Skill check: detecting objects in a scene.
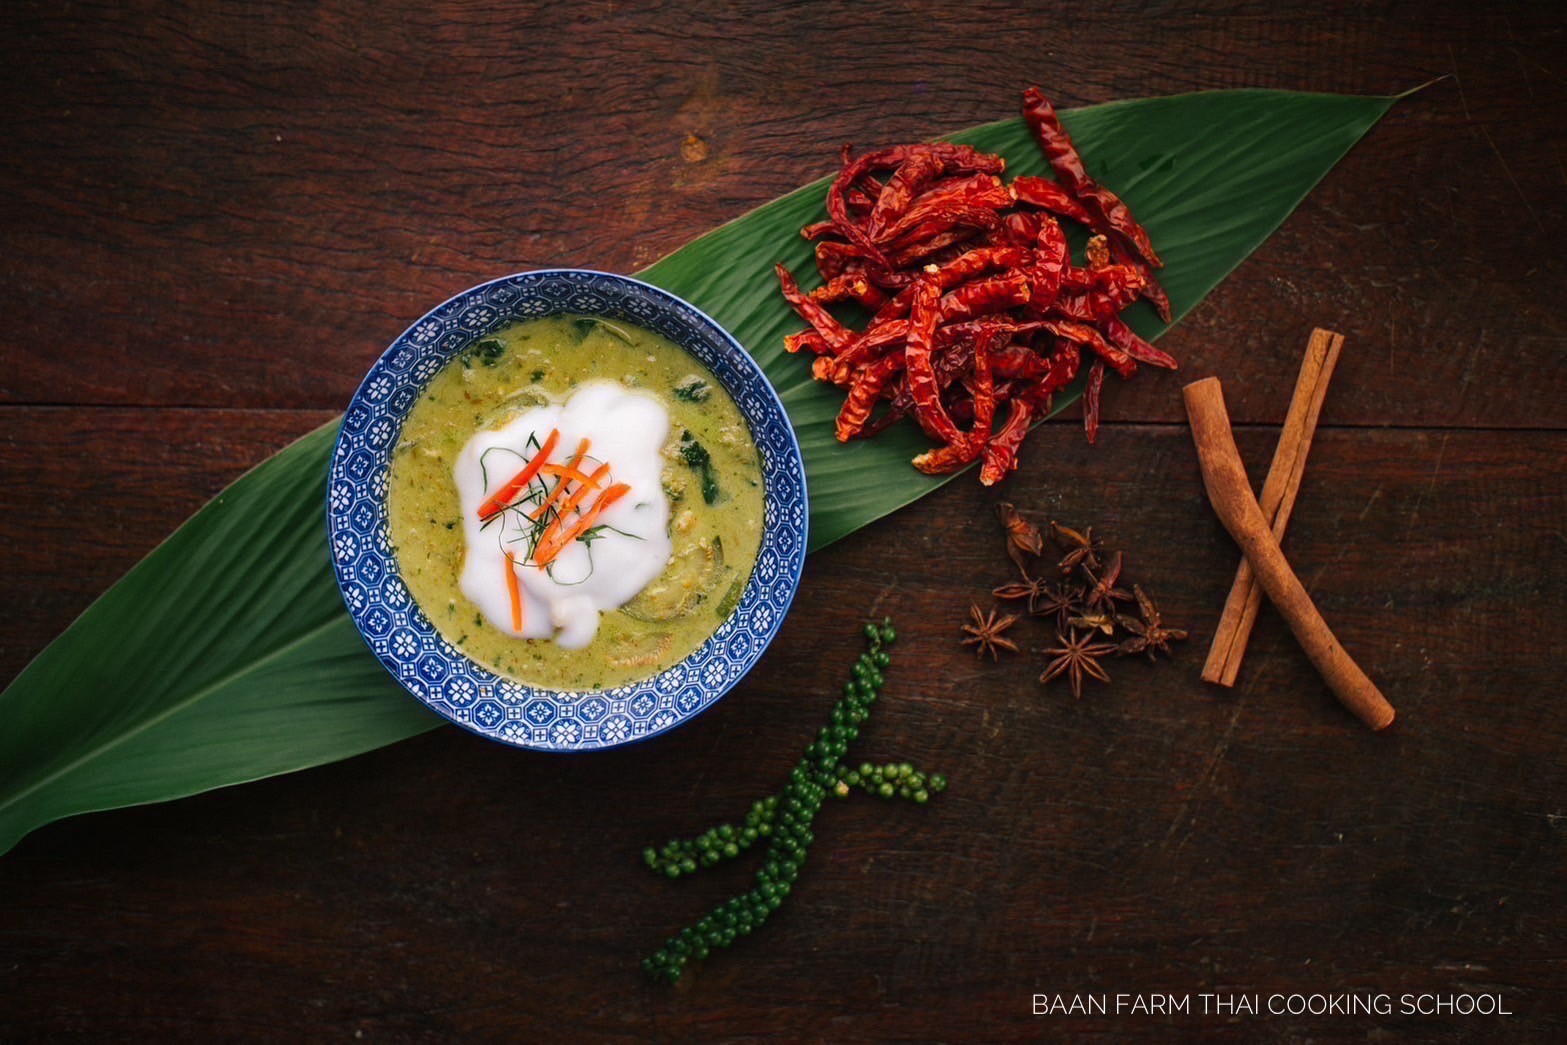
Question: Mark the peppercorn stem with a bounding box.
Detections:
[641,618,941,983]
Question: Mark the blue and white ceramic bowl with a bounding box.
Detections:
[327,269,807,751]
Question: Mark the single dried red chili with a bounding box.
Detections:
[1021,87,1163,269]
[1108,238,1172,322]
[979,398,1033,485]
[775,263,855,351]
[1025,218,1069,315]
[1082,359,1106,445]
[784,329,832,356]
[1010,174,1095,226]
[901,272,962,445]
[1098,313,1177,370]
[939,269,1032,322]
[836,351,906,441]
[913,327,1001,475]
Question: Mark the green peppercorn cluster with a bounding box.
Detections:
[834,761,947,804]
[640,618,942,983]
[642,796,775,878]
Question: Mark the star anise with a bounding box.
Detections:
[997,502,1044,575]
[1116,585,1189,661]
[1030,581,1083,629]
[1050,521,1102,576]
[992,573,1060,616]
[960,603,1020,660]
[1039,628,1116,699]
[1080,550,1132,612]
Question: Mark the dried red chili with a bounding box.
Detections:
[836,352,906,441]
[938,269,1031,322]
[1021,87,1163,269]
[1011,174,1095,226]
[902,272,962,445]
[1082,360,1107,445]
[775,263,855,351]
[1042,319,1138,380]
[775,87,1177,483]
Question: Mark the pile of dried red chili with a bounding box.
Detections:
[774,87,1176,484]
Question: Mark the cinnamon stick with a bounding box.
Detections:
[1183,377,1394,731]
[1202,329,1344,686]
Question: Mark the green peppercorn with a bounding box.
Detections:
[641,617,956,982]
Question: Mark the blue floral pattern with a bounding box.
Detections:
[327,269,807,751]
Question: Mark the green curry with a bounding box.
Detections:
[387,314,764,690]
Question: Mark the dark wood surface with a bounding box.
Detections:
[3,1,1564,1039]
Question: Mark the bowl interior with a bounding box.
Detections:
[327,269,807,751]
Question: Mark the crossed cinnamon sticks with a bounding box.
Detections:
[1184,330,1395,731]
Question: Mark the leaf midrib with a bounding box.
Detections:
[0,614,356,821]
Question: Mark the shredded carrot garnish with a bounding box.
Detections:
[558,461,611,510]
[538,461,598,487]
[503,552,524,632]
[477,428,561,522]
[528,438,596,521]
[534,461,614,554]
[535,483,632,568]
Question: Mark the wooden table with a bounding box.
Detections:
[3,1,1563,1039]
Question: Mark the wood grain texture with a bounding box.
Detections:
[1,0,1564,1039]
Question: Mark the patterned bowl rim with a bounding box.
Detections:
[326,268,808,752]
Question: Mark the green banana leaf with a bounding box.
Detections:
[0,90,1394,856]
